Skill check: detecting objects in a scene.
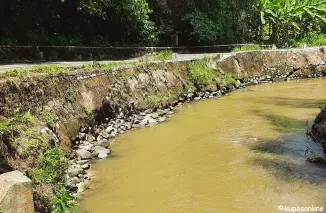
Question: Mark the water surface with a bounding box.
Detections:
[78,78,326,213]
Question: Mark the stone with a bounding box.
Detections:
[0,171,34,213]
[68,167,85,177]
[81,164,90,170]
[76,149,92,160]
[66,177,80,186]
[100,131,110,139]
[105,126,114,133]
[148,118,158,124]
[77,160,89,165]
[76,182,86,193]
[93,146,111,158]
[98,152,108,159]
[151,113,159,119]
[94,138,110,148]
[158,117,166,123]
[78,132,86,140]
[194,97,201,101]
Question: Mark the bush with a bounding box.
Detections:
[31,148,68,185]
[188,57,216,90]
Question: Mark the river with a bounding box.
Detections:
[77,78,326,213]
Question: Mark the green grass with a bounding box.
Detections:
[188,57,216,91]
[41,110,54,128]
[100,61,136,70]
[295,33,326,48]
[153,51,173,61]
[0,121,11,139]
[232,45,263,52]
[3,65,68,77]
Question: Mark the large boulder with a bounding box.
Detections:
[0,171,34,213]
[311,106,326,153]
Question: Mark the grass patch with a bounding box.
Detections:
[41,110,54,128]
[84,106,95,124]
[3,65,68,77]
[153,51,173,61]
[233,45,263,52]
[188,57,216,91]
[66,86,77,104]
[143,92,176,107]
[0,121,12,139]
[218,73,237,87]
[295,33,326,47]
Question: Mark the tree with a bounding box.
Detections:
[259,0,326,45]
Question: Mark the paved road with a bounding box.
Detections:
[0,53,231,73]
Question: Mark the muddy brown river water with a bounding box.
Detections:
[77,78,326,213]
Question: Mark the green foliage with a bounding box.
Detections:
[218,74,237,87]
[233,45,263,52]
[0,121,11,139]
[23,134,50,157]
[84,106,95,124]
[153,51,173,61]
[31,148,68,185]
[41,110,54,128]
[32,65,68,75]
[100,61,137,70]
[3,65,68,77]
[294,33,326,47]
[51,188,75,213]
[258,0,326,45]
[3,69,29,77]
[21,110,36,125]
[184,10,220,43]
[66,87,77,104]
[143,92,176,107]
[188,57,216,90]
[30,148,74,213]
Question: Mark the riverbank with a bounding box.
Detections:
[0,47,325,212]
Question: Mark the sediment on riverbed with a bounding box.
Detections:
[0,47,325,212]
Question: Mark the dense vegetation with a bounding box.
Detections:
[0,0,325,47]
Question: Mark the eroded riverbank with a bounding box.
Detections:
[77,78,326,213]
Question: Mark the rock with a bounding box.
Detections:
[98,152,108,159]
[78,132,86,140]
[148,118,158,124]
[76,149,92,160]
[68,167,85,177]
[81,164,90,170]
[151,113,159,119]
[158,117,166,123]
[94,138,110,148]
[76,182,86,193]
[80,145,92,152]
[100,131,110,139]
[77,160,89,165]
[93,146,111,158]
[66,177,80,186]
[105,126,114,133]
[194,97,201,101]
[0,171,34,213]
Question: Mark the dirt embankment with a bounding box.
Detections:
[0,47,325,170]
